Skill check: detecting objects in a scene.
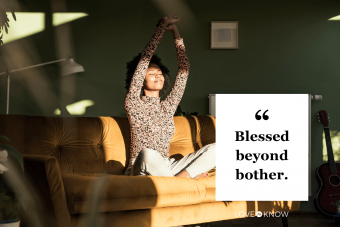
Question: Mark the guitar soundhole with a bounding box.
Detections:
[329,175,340,186]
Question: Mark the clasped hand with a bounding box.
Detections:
[157,12,180,32]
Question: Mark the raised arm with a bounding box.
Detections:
[162,28,190,115]
[124,25,166,111]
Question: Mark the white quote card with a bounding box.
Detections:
[216,94,308,201]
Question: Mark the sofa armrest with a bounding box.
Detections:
[22,154,70,227]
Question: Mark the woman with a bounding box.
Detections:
[124,13,216,179]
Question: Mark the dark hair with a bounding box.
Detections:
[125,53,171,99]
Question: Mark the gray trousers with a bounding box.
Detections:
[130,143,216,178]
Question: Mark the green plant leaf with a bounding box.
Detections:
[0,136,10,142]
[11,11,16,21]
[0,192,10,209]
[0,144,23,173]
[0,192,20,220]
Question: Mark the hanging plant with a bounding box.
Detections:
[0,0,17,45]
[0,135,24,223]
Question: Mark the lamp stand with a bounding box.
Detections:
[1,55,84,115]
[2,59,66,115]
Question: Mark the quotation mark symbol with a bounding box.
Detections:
[255,110,269,120]
[256,211,262,217]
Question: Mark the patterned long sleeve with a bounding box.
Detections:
[124,25,190,176]
[162,38,190,115]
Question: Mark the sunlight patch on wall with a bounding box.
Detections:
[53,13,88,26]
[323,130,340,161]
[3,13,45,44]
[54,100,94,115]
[329,15,340,20]
[3,12,88,44]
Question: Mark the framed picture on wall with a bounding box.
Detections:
[211,21,238,49]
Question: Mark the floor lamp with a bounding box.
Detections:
[0,54,85,114]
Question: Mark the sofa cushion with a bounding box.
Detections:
[0,115,131,175]
[70,200,301,227]
[197,175,216,203]
[0,114,215,176]
[63,173,213,214]
[170,116,215,158]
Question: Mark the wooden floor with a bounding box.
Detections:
[181,212,339,227]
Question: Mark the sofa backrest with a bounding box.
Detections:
[0,114,215,175]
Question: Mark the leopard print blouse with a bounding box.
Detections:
[124,25,190,175]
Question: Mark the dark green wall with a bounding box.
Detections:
[1,0,340,212]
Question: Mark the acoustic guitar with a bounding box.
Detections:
[314,110,340,217]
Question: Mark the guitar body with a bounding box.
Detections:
[315,162,340,217]
[314,110,340,217]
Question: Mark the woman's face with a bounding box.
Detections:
[143,63,164,92]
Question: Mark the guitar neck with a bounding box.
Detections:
[324,127,337,174]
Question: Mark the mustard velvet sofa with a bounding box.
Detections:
[0,114,300,227]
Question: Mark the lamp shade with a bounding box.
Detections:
[62,58,84,76]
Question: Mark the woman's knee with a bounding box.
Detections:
[204,143,216,154]
[138,148,159,162]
